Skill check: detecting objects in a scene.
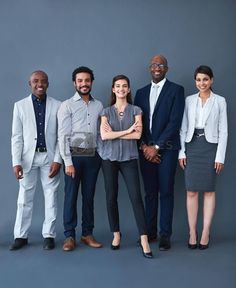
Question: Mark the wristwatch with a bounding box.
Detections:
[154,145,160,150]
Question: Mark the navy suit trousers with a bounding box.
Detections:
[63,152,101,238]
[139,149,178,239]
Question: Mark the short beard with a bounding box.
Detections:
[76,87,91,96]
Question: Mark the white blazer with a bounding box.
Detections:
[11,95,62,173]
[179,92,228,163]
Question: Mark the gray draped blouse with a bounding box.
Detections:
[97,104,142,162]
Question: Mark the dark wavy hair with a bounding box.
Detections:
[110,74,133,106]
[194,65,214,79]
[72,66,95,82]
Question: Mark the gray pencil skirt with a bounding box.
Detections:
[185,129,217,192]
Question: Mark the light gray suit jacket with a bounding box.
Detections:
[11,95,62,173]
[179,92,228,163]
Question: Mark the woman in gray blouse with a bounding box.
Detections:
[98,75,152,258]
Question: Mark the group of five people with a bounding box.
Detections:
[9,54,228,258]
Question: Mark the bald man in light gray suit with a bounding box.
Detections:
[10,71,61,251]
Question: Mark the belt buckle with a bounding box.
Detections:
[196,133,204,138]
[36,147,47,152]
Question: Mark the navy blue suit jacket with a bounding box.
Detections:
[134,79,185,150]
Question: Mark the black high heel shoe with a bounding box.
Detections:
[188,232,198,250]
[139,241,153,259]
[111,232,122,250]
[199,235,210,250]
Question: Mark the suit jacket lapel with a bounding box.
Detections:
[45,96,51,133]
[28,95,37,130]
[190,94,198,126]
[203,92,216,124]
[145,84,151,112]
[142,84,151,119]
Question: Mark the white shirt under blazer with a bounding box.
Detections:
[179,92,228,164]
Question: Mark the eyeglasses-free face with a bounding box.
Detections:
[29,71,49,99]
[112,79,130,99]
[195,73,213,94]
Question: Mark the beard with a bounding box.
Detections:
[76,86,91,96]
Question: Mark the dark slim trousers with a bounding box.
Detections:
[102,159,147,235]
[63,152,101,238]
[139,149,178,239]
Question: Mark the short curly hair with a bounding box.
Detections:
[72,66,95,82]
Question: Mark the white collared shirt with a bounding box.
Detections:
[195,93,213,128]
[149,78,166,131]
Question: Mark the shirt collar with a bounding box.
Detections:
[72,91,94,102]
[197,91,213,102]
[151,78,166,90]
[32,94,47,102]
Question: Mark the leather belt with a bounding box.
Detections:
[35,147,47,152]
[194,132,205,137]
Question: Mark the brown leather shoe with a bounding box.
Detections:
[63,237,76,251]
[81,235,102,248]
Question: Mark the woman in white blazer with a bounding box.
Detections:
[179,65,228,250]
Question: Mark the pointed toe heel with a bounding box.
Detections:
[142,250,153,258]
[139,241,153,259]
[199,235,210,250]
[111,232,122,250]
[188,232,198,249]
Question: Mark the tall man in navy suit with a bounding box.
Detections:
[134,55,185,250]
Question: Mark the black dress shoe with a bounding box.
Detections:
[188,233,198,249]
[188,242,198,249]
[199,243,209,250]
[111,233,122,250]
[199,235,210,250]
[142,249,153,259]
[111,243,120,250]
[43,238,55,250]
[138,243,153,259]
[9,238,28,250]
[159,237,171,251]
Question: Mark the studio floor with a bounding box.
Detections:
[0,230,235,288]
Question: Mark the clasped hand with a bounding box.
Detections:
[142,144,161,163]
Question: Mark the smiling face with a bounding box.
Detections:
[112,79,130,100]
[149,55,168,83]
[74,72,93,96]
[29,71,49,99]
[195,73,213,94]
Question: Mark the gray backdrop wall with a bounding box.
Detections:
[0,0,235,240]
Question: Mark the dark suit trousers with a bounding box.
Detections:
[139,149,178,239]
[63,152,101,238]
[102,159,147,235]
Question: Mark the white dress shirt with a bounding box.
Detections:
[149,78,166,131]
[195,94,213,129]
